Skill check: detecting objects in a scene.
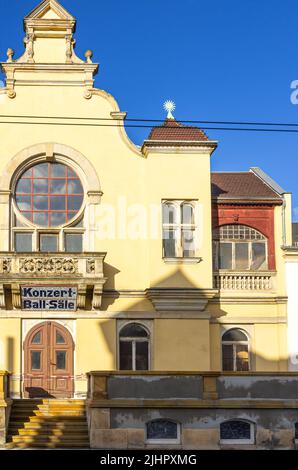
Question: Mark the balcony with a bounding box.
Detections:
[214,270,276,291]
[0,252,107,310]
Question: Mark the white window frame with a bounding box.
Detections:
[220,420,255,445]
[213,225,268,271]
[162,200,199,259]
[145,420,181,445]
[118,321,151,371]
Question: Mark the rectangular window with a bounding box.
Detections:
[251,242,266,270]
[119,341,133,370]
[39,234,59,252]
[222,344,234,371]
[31,351,41,371]
[163,229,177,258]
[65,233,83,253]
[162,200,198,259]
[219,243,232,269]
[56,351,66,370]
[135,341,149,370]
[15,233,33,252]
[235,243,249,270]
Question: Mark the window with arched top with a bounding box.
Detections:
[12,161,85,253]
[119,323,150,371]
[213,224,268,271]
[146,419,180,444]
[220,420,255,444]
[162,200,198,258]
[222,329,250,371]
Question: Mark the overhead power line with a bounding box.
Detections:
[0,113,297,127]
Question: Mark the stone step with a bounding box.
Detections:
[9,435,90,444]
[9,421,88,429]
[9,426,89,436]
[6,442,90,449]
[10,411,86,418]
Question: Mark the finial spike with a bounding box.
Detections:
[163,100,176,119]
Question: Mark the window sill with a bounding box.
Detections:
[163,257,202,264]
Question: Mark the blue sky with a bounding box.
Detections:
[1,0,298,217]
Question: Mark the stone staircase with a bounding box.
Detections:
[6,399,89,448]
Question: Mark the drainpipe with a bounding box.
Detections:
[282,195,287,247]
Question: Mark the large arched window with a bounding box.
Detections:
[222,329,250,371]
[220,420,255,444]
[119,323,150,371]
[12,161,85,253]
[146,419,180,444]
[213,224,267,270]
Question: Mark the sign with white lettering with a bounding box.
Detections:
[21,286,78,311]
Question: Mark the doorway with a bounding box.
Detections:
[24,321,74,398]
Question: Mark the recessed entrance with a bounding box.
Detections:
[24,321,74,398]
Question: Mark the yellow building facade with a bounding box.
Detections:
[0,0,292,403]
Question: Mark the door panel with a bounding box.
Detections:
[24,321,74,398]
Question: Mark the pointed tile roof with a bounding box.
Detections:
[147,118,210,142]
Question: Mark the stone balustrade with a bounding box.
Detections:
[214,271,275,291]
[0,371,11,446]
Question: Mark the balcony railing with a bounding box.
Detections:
[214,271,275,291]
[0,252,107,310]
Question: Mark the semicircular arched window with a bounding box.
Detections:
[12,161,85,253]
[222,328,250,371]
[146,419,180,444]
[119,323,150,371]
[220,420,255,444]
[213,224,267,271]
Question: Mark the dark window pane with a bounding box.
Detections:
[235,243,249,270]
[16,179,31,194]
[182,229,195,257]
[68,196,83,211]
[147,420,178,440]
[56,332,65,344]
[120,324,148,338]
[34,212,49,226]
[33,179,48,194]
[51,164,67,177]
[31,332,41,344]
[50,196,66,210]
[34,163,48,177]
[65,233,83,252]
[222,329,248,342]
[220,421,251,441]
[251,242,266,270]
[135,341,149,370]
[163,230,177,258]
[219,243,232,269]
[40,234,58,252]
[31,351,41,370]
[119,341,133,370]
[56,351,66,370]
[15,233,32,252]
[33,196,48,210]
[16,195,31,211]
[222,344,234,371]
[236,344,249,371]
[295,423,298,440]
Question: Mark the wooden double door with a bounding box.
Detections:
[24,321,74,398]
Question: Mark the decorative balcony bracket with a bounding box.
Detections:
[0,252,107,311]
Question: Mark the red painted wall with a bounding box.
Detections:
[212,204,276,270]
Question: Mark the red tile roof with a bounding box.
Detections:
[211,172,282,201]
[147,118,209,141]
